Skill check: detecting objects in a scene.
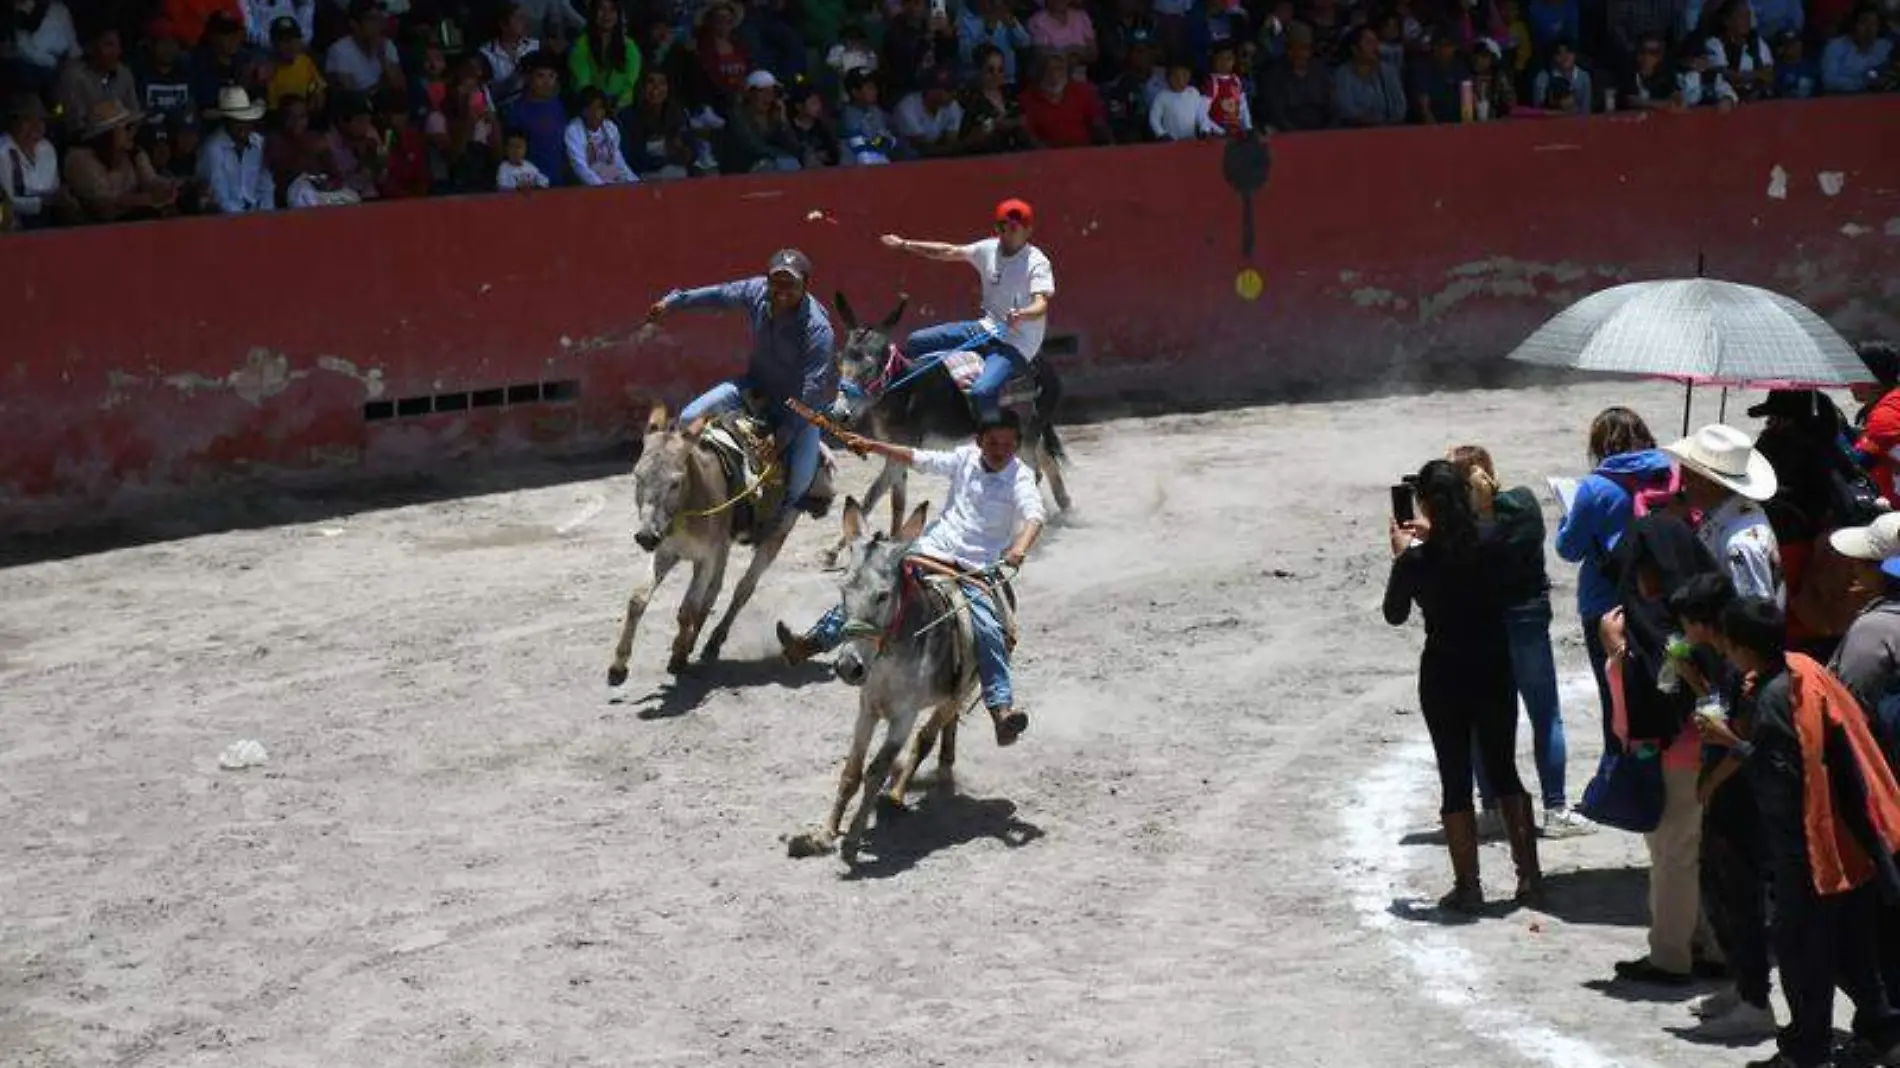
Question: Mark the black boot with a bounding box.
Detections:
[1440,810,1483,913]
[1500,793,1545,905]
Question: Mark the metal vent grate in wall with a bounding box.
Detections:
[364,379,582,422]
[1041,334,1080,357]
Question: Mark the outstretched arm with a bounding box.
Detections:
[646,278,762,323]
[880,233,970,262]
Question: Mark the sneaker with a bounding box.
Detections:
[1476,808,1505,841]
[1690,986,1743,1019]
[1542,806,1596,839]
[1694,1000,1778,1041]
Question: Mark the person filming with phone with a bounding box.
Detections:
[1384,459,1544,914]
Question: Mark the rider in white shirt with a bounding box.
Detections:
[778,411,1046,746]
[878,197,1056,420]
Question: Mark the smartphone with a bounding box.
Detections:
[1390,483,1415,524]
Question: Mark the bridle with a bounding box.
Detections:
[837,339,910,408]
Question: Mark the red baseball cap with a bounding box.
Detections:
[994,198,1034,227]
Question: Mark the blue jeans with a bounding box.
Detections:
[681,380,819,514]
[903,319,1029,421]
[804,575,1015,709]
[1473,600,1569,811]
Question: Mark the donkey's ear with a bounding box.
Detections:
[841,495,864,543]
[897,500,929,541]
[879,292,909,331]
[646,403,669,434]
[833,291,858,330]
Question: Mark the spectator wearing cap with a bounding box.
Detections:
[1771,28,1819,96]
[784,83,841,168]
[197,84,273,212]
[1408,24,1469,123]
[1822,5,1897,94]
[53,24,140,139]
[616,68,694,179]
[1019,49,1108,148]
[1334,24,1406,125]
[1531,38,1593,113]
[479,3,543,105]
[1095,0,1158,81]
[136,21,198,120]
[322,91,382,198]
[1853,341,1900,432]
[63,99,180,221]
[242,0,312,48]
[1102,26,1164,140]
[695,0,750,111]
[5,0,79,94]
[1751,389,1873,658]
[568,0,641,109]
[1261,21,1333,130]
[717,68,802,171]
[1029,0,1099,76]
[956,0,1030,86]
[0,95,73,228]
[1854,343,1900,507]
[1824,513,1900,734]
[189,12,261,116]
[839,68,907,162]
[264,14,324,110]
[563,85,636,183]
[893,65,965,154]
[502,50,566,183]
[959,42,1036,152]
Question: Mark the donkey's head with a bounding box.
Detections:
[831,290,909,424]
[630,404,709,552]
[832,494,930,686]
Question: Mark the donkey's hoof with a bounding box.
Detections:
[606,665,629,687]
[665,655,689,676]
[786,830,835,858]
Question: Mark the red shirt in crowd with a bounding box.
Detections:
[698,37,750,102]
[1019,79,1105,149]
[379,126,431,198]
[1206,72,1246,134]
[1857,390,1900,503]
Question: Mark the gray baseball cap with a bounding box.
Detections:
[767,248,812,282]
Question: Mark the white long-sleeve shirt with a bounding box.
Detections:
[197,128,275,214]
[0,134,61,217]
[11,0,77,70]
[911,444,1047,571]
[563,117,635,185]
[1149,85,1220,140]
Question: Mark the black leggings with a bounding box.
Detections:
[1420,649,1526,815]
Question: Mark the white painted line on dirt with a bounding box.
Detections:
[1341,674,1659,1068]
[555,491,607,535]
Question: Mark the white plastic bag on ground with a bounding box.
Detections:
[218,739,269,770]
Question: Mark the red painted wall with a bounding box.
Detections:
[3,97,1897,532]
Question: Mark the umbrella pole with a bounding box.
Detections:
[1682,379,1693,436]
[1720,387,1729,423]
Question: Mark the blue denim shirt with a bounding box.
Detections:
[663,276,838,413]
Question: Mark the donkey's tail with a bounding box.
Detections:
[1033,356,1068,463]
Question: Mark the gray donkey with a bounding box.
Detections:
[787,497,992,863]
[607,404,824,687]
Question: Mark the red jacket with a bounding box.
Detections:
[1856,390,1900,505]
[1019,80,1105,149]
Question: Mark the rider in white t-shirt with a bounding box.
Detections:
[878,197,1056,420]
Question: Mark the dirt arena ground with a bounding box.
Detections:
[4,379,1801,1067]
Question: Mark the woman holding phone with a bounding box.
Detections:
[1385,459,1544,912]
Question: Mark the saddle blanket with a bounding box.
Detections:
[939,351,1038,411]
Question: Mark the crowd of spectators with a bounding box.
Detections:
[1,0,1894,227]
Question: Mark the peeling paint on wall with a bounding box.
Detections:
[1886,217,1900,237]
[1819,171,1846,197]
[315,356,387,399]
[1843,223,1873,238]
[1416,258,1616,323]
[1767,166,1789,200]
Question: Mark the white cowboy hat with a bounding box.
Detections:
[1661,424,1778,502]
[215,86,266,122]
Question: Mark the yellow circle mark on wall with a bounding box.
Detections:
[1235,268,1264,301]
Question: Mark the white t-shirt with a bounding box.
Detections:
[1696,495,1785,607]
[957,236,1056,361]
[894,91,964,142]
[497,159,550,189]
[324,35,399,92]
[911,444,1047,570]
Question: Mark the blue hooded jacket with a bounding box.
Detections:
[1554,448,1676,618]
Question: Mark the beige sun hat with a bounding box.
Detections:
[1661,424,1778,502]
[214,86,267,123]
[1830,512,1900,560]
[79,99,144,140]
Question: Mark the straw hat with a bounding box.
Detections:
[1661,424,1778,502]
[80,99,144,139]
[214,86,266,122]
